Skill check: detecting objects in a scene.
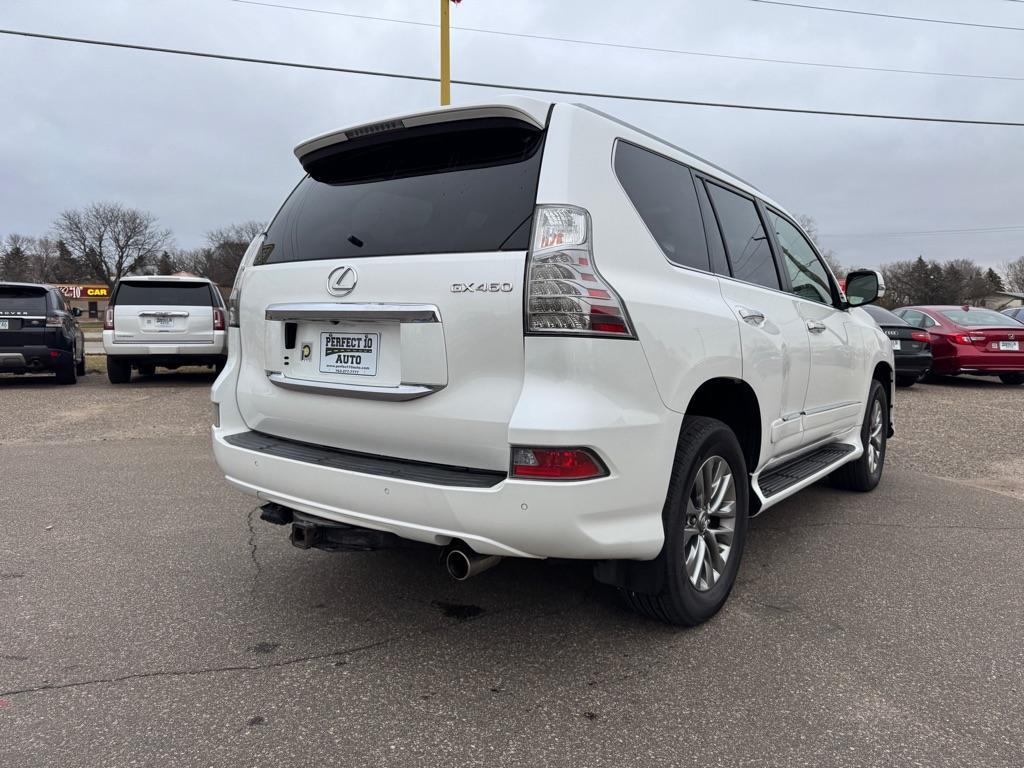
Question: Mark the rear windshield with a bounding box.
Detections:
[862,304,907,326]
[939,308,1024,327]
[0,286,48,314]
[114,282,214,306]
[261,117,545,264]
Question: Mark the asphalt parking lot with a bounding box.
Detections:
[1,370,1022,767]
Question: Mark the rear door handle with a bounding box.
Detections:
[738,307,766,326]
[806,320,827,334]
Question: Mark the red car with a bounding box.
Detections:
[893,305,1024,385]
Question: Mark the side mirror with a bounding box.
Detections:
[844,269,885,307]
[72,307,83,317]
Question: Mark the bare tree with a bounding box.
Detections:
[203,221,265,286]
[53,203,172,284]
[1003,257,1024,293]
[795,214,844,277]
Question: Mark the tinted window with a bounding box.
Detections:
[263,118,544,263]
[862,304,908,326]
[613,142,710,270]
[767,211,832,305]
[939,308,1024,327]
[899,310,924,326]
[705,183,780,290]
[695,182,730,275]
[114,282,214,306]
[0,286,48,314]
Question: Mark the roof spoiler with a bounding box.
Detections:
[293,97,551,170]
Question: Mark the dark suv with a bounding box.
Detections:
[0,282,86,384]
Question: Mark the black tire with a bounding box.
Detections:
[622,416,749,627]
[107,356,131,384]
[999,373,1024,386]
[895,374,918,388]
[55,353,78,385]
[829,379,888,492]
[76,352,86,376]
[138,364,156,377]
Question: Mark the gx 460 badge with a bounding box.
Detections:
[451,282,513,293]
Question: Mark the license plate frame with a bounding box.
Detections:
[891,339,901,351]
[999,340,1019,352]
[319,331,380,377]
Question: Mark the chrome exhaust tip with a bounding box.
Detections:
[443,543,502,581]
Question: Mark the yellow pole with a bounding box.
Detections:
[440,0,451,106]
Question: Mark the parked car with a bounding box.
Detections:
[893,305,1024,385]
[103,275,227,383]
[1000,307,1024,323]
[0,281,85,384]
[861,304,932,387]
[211,96,894,626]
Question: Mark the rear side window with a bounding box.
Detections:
[0,286,48,314]
[114,282,215,306]
[767,211,833,305]
[705,183,780,290]
[899,310,924,326]
[613,141,710,271]
[262,117,544,264]
[862,304,907,326]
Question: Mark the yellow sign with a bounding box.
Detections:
[56,284,110,300]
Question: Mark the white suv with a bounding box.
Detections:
[212,97,893,625]
[103,275,227,383]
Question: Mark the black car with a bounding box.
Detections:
[861,304,932,387]
[0,282,86,384]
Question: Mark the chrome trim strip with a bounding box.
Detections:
[138,310,190,317]
[267,372,444,401]
[265,303,440,323]
[0,315,45,320]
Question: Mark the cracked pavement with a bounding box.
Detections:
[1,371,1022,767]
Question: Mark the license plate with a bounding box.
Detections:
[320,331,379,376]
[0,320,8,330]
[155,316,174,327]
[999,341,1019,351]
[891,340,901,351]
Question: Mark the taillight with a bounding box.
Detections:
[104,306,115,331]
[229,233,266,327]
[952,333,986,345]
[525,206,634,337]
[213,308,225,331]
[45,314,62,327]
[911,330,930,343]
[510,447,608,480]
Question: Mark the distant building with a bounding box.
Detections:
[978,291,1024,310]
[55,284,111,318]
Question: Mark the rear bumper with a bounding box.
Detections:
[103,330,226,359]
[936,350,1024,374]
[893,349,932,377]
[0,346,70,373]
[211,329,677,560]
[213,427,667,559]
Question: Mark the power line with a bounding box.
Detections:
[747,0,1024,32]
[3,27,1024,127]
[230,0,1024,83]
[824,225,1024,238]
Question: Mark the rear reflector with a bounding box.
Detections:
[510,447,607,480]
[525,206,634,338]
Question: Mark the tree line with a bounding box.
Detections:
[0,202,264,287]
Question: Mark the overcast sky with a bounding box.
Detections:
[1,0,1022,270]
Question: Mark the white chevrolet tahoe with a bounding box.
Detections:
[103,275,227,383]
[212,97,893,626]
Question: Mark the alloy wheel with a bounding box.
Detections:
[683,455,737,592]
[867,400,884,474]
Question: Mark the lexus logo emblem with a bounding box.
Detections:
[327,266,357,297]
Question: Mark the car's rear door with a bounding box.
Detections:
[233,112,547,471]
[112,280,215,344]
